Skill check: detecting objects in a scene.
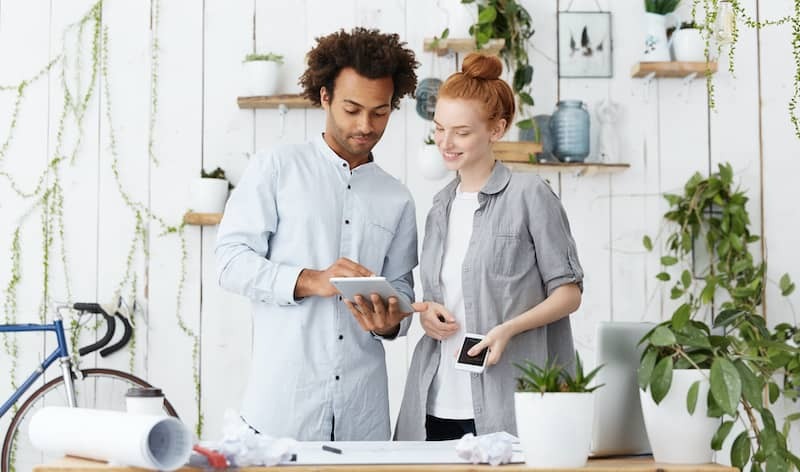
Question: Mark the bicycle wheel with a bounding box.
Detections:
[1,368,178,472]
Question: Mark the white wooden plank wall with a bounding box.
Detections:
[0,0,798,450]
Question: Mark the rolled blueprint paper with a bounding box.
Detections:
[29,407,192,471]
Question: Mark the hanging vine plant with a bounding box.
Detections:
[0,0,202,436]
[691,0,800,139]
[461,0,536,132]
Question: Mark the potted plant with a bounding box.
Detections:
[417,131,449,180]
[671,21,706,62]
[639,163,800,469]
[241,52,284,97]
[643,0,682,61]
[188,167,231,214]
[459,0,536,135]
[514,353,603,468]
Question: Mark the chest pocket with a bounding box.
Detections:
[361,221,395,275]
[489,233,535,277]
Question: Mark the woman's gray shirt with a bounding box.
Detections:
[395,162,584,440]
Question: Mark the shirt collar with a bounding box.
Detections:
[313,133,374,170]
[433,160,511,205]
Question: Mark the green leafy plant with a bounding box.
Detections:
[640,163,800,471]
[243,52,284,64]
[428,27,450,51]
[645,0,681,14]
[516,352,603,394]
[201,167,233,191]
[460,0,535,130]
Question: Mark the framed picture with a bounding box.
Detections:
[557,11,613,78]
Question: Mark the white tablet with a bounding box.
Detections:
[329,276,415,313]
[455,333,488,373]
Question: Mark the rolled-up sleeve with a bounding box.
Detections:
[215,153,304,306]
[527,181,584,296]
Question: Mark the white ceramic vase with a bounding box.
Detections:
[515,392,594,468]
[188,178,228,214]
[642,12,680,62]
[242,60,280,96]
[640,369,719,464]
[417,144,450,180]
[671,28,706,62]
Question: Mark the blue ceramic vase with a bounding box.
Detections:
[550,100,590,162]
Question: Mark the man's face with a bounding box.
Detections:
[321,67,394,162]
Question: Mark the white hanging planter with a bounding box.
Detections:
[188,178,228,214]
[514,392,594,468]
[640,369,719,464]
[417,144,450,180]
[242,60,280,97]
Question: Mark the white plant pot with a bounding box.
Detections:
[515,392,594,468]
[188,178,228,214]
[242,60,280,96]
[417,144,450,180]
[671,29,706,62]
[642,12,680,62]
[640,369,719,464]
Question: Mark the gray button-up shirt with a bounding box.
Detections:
[216,134,417,441]
[395,162,583,440]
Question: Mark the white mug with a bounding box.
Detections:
[126,387,165,416]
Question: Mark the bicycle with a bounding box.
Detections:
[1,302,178,472]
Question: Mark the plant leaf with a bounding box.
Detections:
[672,303,692,330]
[650,357,673,404]
[734,359,763,410]
[638,348,658,389]
[643,235,653,251]
[730,431,751,470]
[686,380,700,414]
[681,269,692,288]
[661,255,679,266]
[650,326,677,346]
[478,5,497,24]
[712,420,735,450]
[656,272,671,281]
[711,357,742,416]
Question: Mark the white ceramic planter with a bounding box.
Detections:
[242,60,280,96]
[515,392,594,468]
[640,369,719,464]
[417,144,450,180]
[672,29,706,62]
[188,178,228,214]
[642,12,680,62]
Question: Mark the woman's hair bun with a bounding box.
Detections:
[461,54,503,80]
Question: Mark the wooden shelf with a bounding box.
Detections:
[505,161,630,177]
[631,61,718,78]
[183,212,222,226]
[492,141,543,162]
[237,94,315,109]
[423,38,505,56]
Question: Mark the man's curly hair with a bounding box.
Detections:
[299,27,419,110]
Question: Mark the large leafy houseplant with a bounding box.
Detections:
[460,0,536,131]
[639,163,800,471]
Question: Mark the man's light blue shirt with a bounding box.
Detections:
[215,134,417,441]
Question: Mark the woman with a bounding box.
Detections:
[397,53,584,441]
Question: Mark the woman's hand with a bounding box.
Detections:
[468,323,514,366]
[412,302,459,341]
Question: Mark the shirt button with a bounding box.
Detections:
[338,335,343,340]
[335,375,340,380]
[338,296,342,301]
[347,185,351,190]
[342,163,347,167]
[345,219,350,224]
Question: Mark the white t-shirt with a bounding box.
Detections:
[427,187,480,419]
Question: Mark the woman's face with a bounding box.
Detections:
[432,97,506,173]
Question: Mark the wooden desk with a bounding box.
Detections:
[36,456,738,471]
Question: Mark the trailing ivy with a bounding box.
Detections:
[2,0,202,438]
[692,0,800,139]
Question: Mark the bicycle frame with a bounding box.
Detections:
[0,306,76,418]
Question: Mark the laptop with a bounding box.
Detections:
[590,321,655,457]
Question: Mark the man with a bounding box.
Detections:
[215,28,419,441]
